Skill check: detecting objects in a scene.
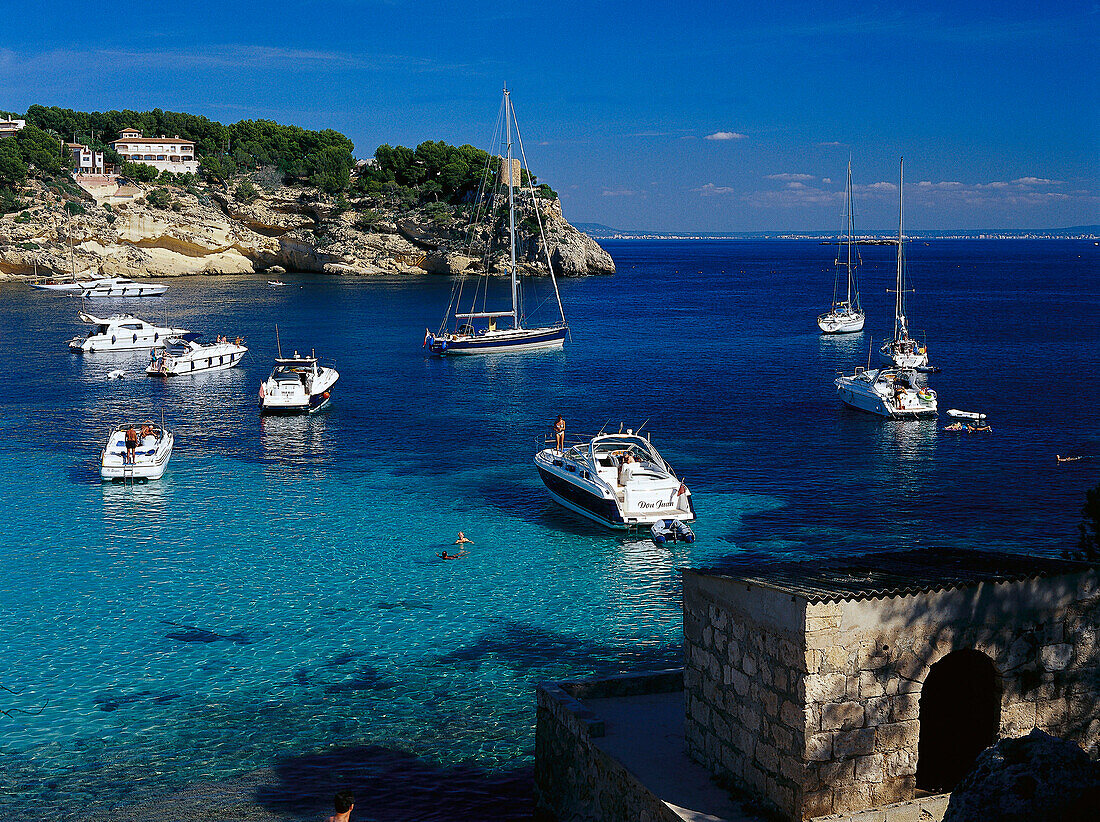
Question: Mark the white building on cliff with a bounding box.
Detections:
[111,129,199,174]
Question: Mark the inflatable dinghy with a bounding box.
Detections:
[651,518,696,545]
[947,409,987,421]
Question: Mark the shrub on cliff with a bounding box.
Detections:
[145,188,171,209]
[234,180,258,202]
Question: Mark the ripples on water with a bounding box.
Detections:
[0,240,1097,820]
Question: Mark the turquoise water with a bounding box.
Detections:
[1,240,1097,819]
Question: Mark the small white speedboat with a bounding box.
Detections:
[107,369,126,380]
[651,518,696,545]
[268,280,287,287]
[835,367,937,417]
[100,422,173,481]
[147,337,247,376]
[258,351,339,414]
[69,312,195,353]
[80,277,168,298]
[946,409,987,421]
[534,429,695,529]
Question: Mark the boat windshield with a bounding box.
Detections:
[588,435,666,469]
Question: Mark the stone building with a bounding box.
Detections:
[498,156,522,190]
[682,548,1099,819]
[536,549,1099,821]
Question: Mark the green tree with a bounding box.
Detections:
[15,125,64,175]
[121,161,159,183]
[0,139,28,186]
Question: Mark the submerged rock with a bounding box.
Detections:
[943,729,1100,822]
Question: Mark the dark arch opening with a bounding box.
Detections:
[917,649,1001,792]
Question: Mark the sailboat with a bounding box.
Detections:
[425,87,568,356]
[817,160,865,334]
[880,158,929,368]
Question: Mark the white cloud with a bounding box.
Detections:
[766,173,816,182]
[693,183,738,196]
[704,131,747,141]
[816,141,846,147]
[601,189,637,197]
[1011,177,1063,186]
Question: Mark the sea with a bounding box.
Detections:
[0,239,1097,821]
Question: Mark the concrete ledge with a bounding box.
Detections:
[809,792,950,822]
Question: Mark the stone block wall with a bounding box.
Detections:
[683,571,811,819]
[799,570,1100,818]
[683,566,1100,821]
[535,670,684,822]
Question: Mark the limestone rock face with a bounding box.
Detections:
[0,177,614,281]
[943,730,1100,822]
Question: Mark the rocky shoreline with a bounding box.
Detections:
[0,178,615,282]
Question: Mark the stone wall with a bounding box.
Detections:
[682,567,1100,821]
[535,670,684,822]
[683,571,811,819]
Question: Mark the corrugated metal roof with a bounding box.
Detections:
[688,547,1095,603]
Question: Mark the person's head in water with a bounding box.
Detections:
[334,791,354,814]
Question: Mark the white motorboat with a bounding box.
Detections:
[836,367,938,417]
[818,160,866,334]
[100,422,173,481]
[880,159,930,368]
[534,430,695,529]
[259,351,339,414]
[268,280,287,287]
[68,312,196,353]
[80,277,168,298]
[146,337,247,376]
[425,86,568,356]
[30,272,114,292]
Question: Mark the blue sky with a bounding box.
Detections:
[1,1,1096,231]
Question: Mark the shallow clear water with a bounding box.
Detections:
[0,240,1097,819]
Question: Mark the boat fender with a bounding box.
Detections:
[133,334,138,343]
[154,333,159,341]
[111,335,116,343]
[654,534,667,545]
[323,391,330,399]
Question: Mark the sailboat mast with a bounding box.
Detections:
[505,87,519,329]
[894,158,905,341]
[845,159,853,306]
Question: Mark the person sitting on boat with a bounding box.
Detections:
[124,426,139,464]
[618,453,635,485]
[454,532,473,545]
[141,424,154,440]
[553,414,566,452]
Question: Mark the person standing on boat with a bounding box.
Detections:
[124,426,139,464]
[553,414,566,452]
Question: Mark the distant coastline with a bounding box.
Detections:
[576,223,1100,241]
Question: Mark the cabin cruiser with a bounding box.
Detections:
[101,422,173,481]
[80,277,168,298]
[30,272,117,292]
[69,312,196,353]
[258,351,339,414]
[534,430,695,529]
[147,336,247,376]
[835,367,937,417]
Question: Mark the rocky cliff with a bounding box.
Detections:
[0,177,615,281]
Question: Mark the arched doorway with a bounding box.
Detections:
[917,649,1001,792]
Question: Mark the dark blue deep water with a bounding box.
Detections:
[0,240,1097,820]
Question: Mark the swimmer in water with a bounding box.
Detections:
[454,532,473,545]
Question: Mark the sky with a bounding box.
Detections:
[1,0,1097,232]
